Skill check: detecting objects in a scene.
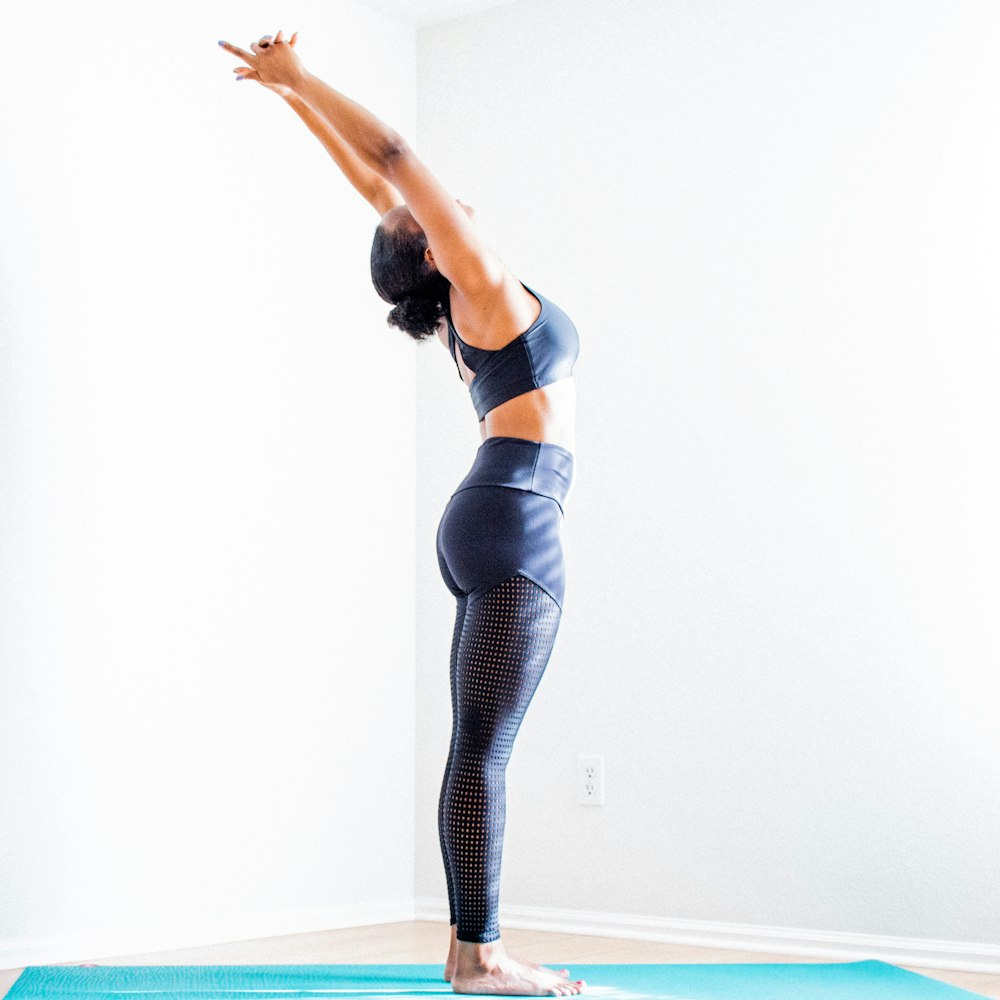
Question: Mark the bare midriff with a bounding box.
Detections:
[479,377,576,453]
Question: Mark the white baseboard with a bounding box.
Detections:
[4,897,996,978]
[0,899,416,973]
[415,898,1000,976]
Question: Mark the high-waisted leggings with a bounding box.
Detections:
[435,436,574,943]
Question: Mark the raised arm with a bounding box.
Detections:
[219,30,501,296]
[219,30,405,216]
[282,92,405,216]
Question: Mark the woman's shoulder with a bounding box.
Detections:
[447,270,542,351]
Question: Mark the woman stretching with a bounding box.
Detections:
[218,30,584,998]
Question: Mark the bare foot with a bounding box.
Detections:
[450,937,585,996]
[443,924,570,983]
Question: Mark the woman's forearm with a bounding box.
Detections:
[290,72,404,178]
[282,92,387,202]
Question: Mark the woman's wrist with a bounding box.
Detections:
[287,70,314,100]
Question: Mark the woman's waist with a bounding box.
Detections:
[481,379,576,453]
[453,436,574,508]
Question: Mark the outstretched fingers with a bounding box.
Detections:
[218,30,298,79]
[218,39,255,64]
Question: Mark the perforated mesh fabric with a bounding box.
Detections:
[439,594,467,929]
[437,574,563,943]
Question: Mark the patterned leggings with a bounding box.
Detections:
[435,437,573,943]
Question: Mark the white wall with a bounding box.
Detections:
[0,0,417,969]
[414,0,1000,966]
[4,0,999,975]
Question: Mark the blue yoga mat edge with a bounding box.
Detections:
[6,958,991,1000]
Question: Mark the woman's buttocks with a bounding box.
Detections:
[436,437,574,608]
[437,485,567,608]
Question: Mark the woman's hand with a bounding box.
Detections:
[218,29,307,97]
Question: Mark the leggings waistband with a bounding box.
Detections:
[452,436,574,512]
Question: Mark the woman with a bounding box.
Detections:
[218,30,584,998]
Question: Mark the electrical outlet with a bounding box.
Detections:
[577,754,604,806]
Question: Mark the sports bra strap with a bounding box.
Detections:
[446,319,464,382]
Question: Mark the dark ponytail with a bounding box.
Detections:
[387,291,450,341]
[371,217,451,342]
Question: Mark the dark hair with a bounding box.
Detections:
[370,219,451,342]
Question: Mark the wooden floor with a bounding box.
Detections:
[2,920,998,999]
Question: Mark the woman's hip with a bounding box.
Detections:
[450,436,574,515]
[436,438,574,608]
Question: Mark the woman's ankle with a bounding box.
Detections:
[455,936,505,970]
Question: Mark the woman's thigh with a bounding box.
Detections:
[437,485,566,610]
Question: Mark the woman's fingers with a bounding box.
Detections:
[218,39,255,65]
[220,30,299,85]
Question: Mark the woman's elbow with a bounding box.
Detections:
[382,135,410,166]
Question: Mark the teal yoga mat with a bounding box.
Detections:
[5,960,991,999]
